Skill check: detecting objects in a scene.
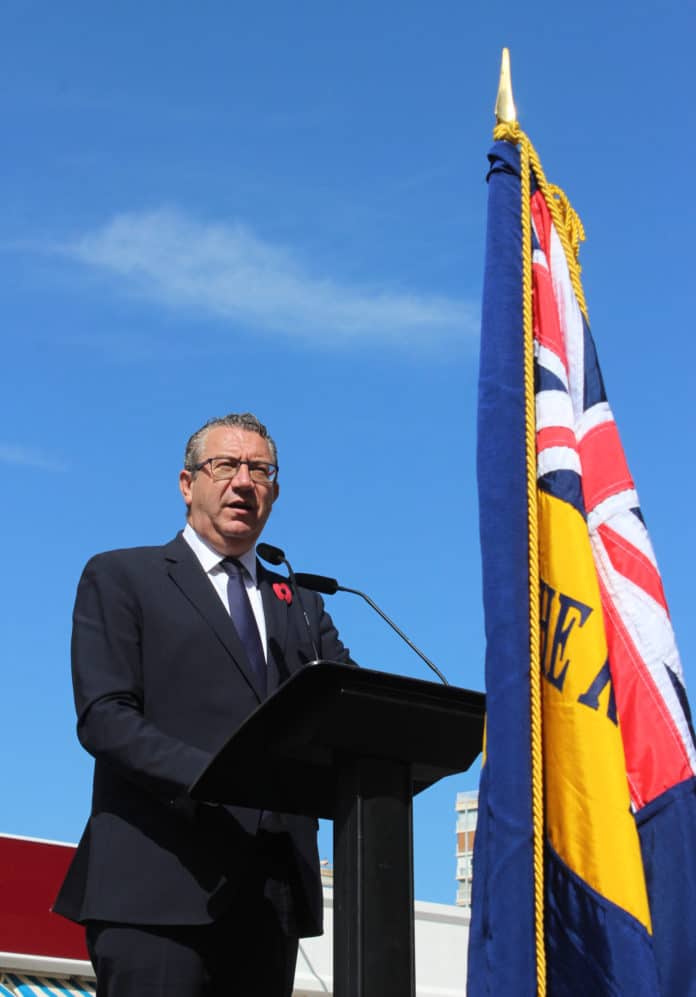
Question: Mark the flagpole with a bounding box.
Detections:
[494,49,547,997]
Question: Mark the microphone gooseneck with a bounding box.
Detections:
[294,572,449,686]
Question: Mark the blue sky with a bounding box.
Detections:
[2,1,694,907]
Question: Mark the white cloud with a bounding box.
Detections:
[60,210,476,348]
[0,444,67,472]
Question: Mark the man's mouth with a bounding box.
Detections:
[226,500,254,513]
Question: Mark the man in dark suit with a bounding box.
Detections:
[54,412,351,996]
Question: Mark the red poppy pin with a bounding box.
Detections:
[273,582,292,604]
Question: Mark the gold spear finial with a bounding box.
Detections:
[495,47,517,124]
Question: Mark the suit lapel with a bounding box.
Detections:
[163,534,265,703]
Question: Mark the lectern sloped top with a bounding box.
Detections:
[190,663,485,819]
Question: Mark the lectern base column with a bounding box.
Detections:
[333,756,415,997]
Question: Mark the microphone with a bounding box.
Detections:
[291,572,339,595]
[256,542,285,566]
[256,543,321,662]
[294,572,449,686]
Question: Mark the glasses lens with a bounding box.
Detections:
[210,458,241,479]
[209,458,276,482]
[249,463,275,482]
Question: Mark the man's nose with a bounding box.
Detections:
[232,462,254,487]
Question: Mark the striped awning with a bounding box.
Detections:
[0,975,94,996]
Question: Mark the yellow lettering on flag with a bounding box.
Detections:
[538,490,652,930]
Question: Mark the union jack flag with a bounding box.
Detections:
[532,187,696,810]
[469,136,696,996]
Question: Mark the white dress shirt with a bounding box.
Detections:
[182,522,268,660]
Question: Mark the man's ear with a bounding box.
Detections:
[179,469,193,509]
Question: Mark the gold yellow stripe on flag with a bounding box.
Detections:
[539,490,652,930]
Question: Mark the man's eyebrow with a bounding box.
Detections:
[210,453,274,462]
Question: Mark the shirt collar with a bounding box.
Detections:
[182,522,259,585]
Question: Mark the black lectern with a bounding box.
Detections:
[190,663,484,997]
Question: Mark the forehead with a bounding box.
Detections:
[202,425,273,459]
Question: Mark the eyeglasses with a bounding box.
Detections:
[193,456,279,484]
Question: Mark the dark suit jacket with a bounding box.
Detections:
[54,533,351,936]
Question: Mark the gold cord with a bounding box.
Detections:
[492,117,592,995]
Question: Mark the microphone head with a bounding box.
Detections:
[294,572,340,596]
[256,542,286,566]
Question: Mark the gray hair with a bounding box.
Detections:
[184,412,278,472]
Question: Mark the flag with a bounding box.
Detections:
[468,128,696,996]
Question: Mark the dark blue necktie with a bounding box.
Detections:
[223,558,267,697]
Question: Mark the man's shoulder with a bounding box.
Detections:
[83,536,185,573]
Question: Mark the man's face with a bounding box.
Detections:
[179,426,279,556]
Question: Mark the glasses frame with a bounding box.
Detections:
[192,455,279,484]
